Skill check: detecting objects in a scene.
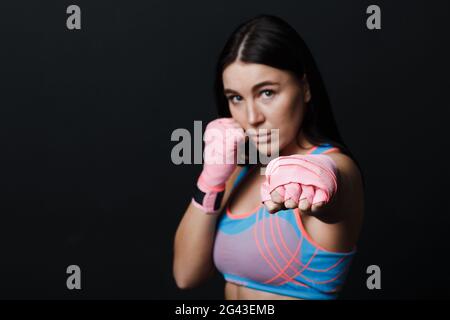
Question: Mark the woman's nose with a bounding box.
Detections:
[246,101,265,126]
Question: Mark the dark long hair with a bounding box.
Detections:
[213,14,364,185]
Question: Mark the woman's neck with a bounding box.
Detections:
[280,130,315,156]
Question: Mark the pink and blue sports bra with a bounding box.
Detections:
[213,143,357,300]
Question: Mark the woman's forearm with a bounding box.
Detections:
[173,201,219,289]
[173,167,240,289]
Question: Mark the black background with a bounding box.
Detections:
[0,0,448,299]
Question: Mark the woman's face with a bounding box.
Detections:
[222,60,311,156]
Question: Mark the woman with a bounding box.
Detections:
[173,14,364,300]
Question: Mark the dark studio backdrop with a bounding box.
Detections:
[0,0,448,299]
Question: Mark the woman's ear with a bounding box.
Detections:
[302,74,311,103]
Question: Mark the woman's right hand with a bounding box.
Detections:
[192,117,245,214]
[200,117,245,187]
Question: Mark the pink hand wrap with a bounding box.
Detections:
[192,118,245,214]
[260,154,338,207]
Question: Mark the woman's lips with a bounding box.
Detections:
[249,133,271,143]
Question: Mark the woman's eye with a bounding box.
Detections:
[261,89,274,98]
[228,95,242,103]
[227,91,273,104]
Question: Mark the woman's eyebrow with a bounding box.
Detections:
[224,80,280,95]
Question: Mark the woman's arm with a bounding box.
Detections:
[300,152,365,252]
[172,166,242,289]
[305,152,364,219]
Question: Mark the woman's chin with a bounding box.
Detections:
[246,137,283,162]
[255,141,282,157]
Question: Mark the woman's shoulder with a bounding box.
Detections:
[305,149,364,252]
[321,151,364,228]
[323,151,363,192]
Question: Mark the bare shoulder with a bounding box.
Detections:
[325,152,364,195]
[323,151,365,227]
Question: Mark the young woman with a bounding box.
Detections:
[173,14,364,300]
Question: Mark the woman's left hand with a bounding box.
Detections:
[260,154,339,214]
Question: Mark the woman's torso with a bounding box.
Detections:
[213,144,364,300]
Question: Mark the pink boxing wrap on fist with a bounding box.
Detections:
[260,154,339,206]
[199,118,245,189]
[193,118,245,214]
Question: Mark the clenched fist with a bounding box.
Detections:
[260,154,338,214]
[192,117,245,214]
